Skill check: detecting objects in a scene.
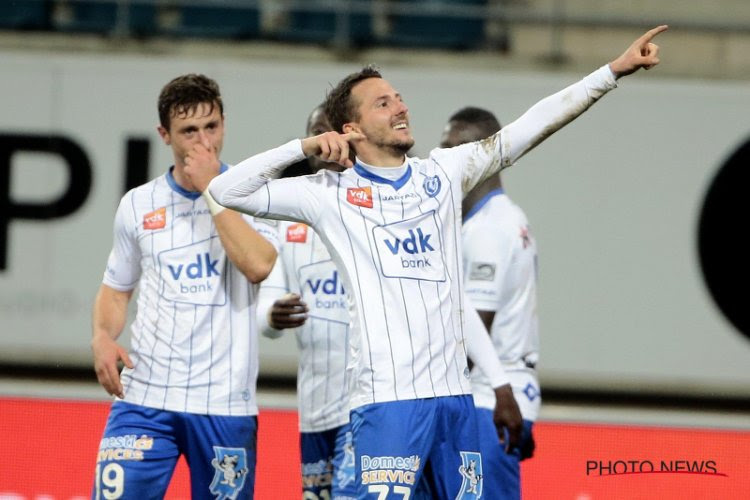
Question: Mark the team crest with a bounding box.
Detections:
[209,446,249,500]
[457,451,483,499]
[423,175,441,197]
[336,431,356,491]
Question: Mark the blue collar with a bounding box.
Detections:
[353,163,412,190]
[166,163,228,200]
[464,188,504,222]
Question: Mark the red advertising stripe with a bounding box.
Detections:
[0,398,300,499]
[521,421,750,499]
[1,397,749,499]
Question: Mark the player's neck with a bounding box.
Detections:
[463,175,503,221]
[171,163,198,192]
[356,144,406,168]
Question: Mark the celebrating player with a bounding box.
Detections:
[91,74,278,499]
[208,26,666,498]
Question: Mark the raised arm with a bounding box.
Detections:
[499,25,667,168]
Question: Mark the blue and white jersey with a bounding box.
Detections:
[102,166,279,416]
[259,221,352,432]
[463,190,541,420]
[211,65,616,410]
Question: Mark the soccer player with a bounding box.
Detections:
[209,26,666,498]
[90,74,278,499]
[257,104,357,500]
[442,107,540,499]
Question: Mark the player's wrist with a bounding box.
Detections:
[202,188,226,216]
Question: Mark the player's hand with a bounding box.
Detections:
[493,384,523,452]
[301,131,365,168]
[268,293,309,329]
[92,335,134,399]
[184,137,221,191]
[609,25,668,78]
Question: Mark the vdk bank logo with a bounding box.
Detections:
[299,261,349,323]
[372,211,446,282]
[158,238,226,305]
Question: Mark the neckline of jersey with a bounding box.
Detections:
[353,162,412,190]
[166,163,228,200]
[464,188,505,223]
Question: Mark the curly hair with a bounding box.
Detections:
[324,65,382,134]
[157,74,223,130]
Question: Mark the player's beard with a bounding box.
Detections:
[386,138,415,156]
[372,135,415,157]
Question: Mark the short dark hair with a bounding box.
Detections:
[324,65,382,134]
[158,74,223,130]
[448,106,502,136]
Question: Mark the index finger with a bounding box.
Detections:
[342,131,366,142]
[640,24,668,43]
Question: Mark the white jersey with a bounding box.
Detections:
[211,65,616,410]
[102,166,279,416]
[259,221,351,432]
[463,190,541,420]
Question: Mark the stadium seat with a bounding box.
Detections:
[165,5,260,40]
[0,1,50,31]
[53,1,156,37]
[278,2,373,47]
[382,0,487,50]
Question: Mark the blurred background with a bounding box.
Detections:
[1,1,749,498]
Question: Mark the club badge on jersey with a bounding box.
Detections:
[457,451,483,499]
[423,175,441,198]
[209,446,249,499]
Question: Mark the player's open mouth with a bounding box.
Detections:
[393,123,408,130]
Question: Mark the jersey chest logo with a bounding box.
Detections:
[157,237,227,306]
[347,187,373,208]
[372,211,446,282]
[143,207,166,230]
[286,223,308,243]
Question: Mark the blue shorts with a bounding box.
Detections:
[351,395,483,500]
[476,408,535,500]
[301,423,357,500]
[92,401,257,499]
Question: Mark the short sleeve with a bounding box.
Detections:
[102,194,141,291]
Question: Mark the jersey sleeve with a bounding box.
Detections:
[102,193,141,292]
[432,64,618,195]
[464,298,509,388]
[464,222,516,312]
[209,139,323,225]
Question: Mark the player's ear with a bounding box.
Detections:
[342,122,359,134]
[157,125,171,146]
